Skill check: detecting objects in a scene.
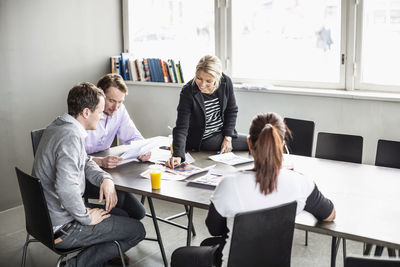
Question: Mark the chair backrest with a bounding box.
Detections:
[31,128,45,156]
[284,117,315,157]
[15,167,56,251]
[375,139,400,169]
[227,201,297,267]
[345,256,400,267]
[315,132,363,163]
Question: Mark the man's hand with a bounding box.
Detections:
[99,178,118,212]
[138,152,151,162]
[166,156,181,169]
[88,208,111,225]
[220,138,232,154]
[93,156,123,169]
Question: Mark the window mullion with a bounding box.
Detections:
[215,0,230,74]
[345,0,362,90]
[122,0,131,53]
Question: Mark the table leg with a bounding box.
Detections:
[147,197,168,267]
[331,236,341,267]
[184,205,196,236]
[186,206,194,246]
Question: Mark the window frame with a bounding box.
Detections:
[123,0,400,93]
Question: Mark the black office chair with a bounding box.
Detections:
[284,117,315,157]
[345,255,400,267]
[315,132,363,265]
[363,139,400,257]
[375,139,400,169]
[284,117,315,246]
[31,128,45,156]
[315,132,363,163]
[171,201,297,267]
[15,167,126,267]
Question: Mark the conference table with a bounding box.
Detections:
[95,145,400,267]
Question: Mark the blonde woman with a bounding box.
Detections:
[167,55,248,168]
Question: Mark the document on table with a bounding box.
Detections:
[188,171,222,187]
[140,163,215,181]
[140,169,186,181]
[149,150,195,165]
[118,137,171,166]
[208,152,253,165]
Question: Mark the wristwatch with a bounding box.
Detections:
[224,136,232,142]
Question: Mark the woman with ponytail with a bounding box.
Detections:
[202,112,335,266]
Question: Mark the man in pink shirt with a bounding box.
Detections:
[85,73,150,166]
[84,74,149,256]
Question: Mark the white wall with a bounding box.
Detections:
[125,83,400,165]
[0,0,123,211]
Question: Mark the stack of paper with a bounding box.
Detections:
[209,152,253,166]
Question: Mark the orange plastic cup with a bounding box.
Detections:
[149,165,163,189]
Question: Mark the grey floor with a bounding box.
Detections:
[0,197,377,267]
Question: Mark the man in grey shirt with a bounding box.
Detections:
[33,82,145,266]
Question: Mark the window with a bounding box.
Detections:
[124,0,400,92]
[231,0,343,88]
[126,0,215,82]
[356,0,400,90]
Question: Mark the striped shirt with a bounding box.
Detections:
[202,93,223,140]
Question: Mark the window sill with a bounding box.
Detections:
[125,81,184,88]
[234,84,400,103]
[126,81,400,103]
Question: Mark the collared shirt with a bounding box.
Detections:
[32,113,110,229]
[85,104,144,154]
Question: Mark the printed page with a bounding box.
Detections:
[209,152,253,165]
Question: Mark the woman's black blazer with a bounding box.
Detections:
[172,73,238,161]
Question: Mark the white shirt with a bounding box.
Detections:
[211,168,315,219]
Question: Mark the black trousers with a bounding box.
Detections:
[171,236,226,267]
[200,132,248,152]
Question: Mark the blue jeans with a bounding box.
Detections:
[84,182,146,220]
[55,215,145,267]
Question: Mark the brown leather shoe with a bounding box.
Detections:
[107,253,130,266]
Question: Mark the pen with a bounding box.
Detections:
[217,151,221,155]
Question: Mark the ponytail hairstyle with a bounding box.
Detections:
[249,113,287,195]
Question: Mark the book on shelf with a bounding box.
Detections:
[175,62,182,83]
[161,60,170,83]
[177,61,184,83]
[110,56,121,74]
[128,58,138,81]
[142,58,151,81]
[148,58,158,82]
[168,59,178,83]
[135,59,145,81]
[120,52,132,81]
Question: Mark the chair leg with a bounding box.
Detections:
[140,195,146,205]
[375,245,384,256]
[56,255,66,267]
[388,248,396,257]
[363,243,373,255]
[113,241,126,267]
[342,238,347,267]
[304,230,308,246]
[21,234,30,267]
